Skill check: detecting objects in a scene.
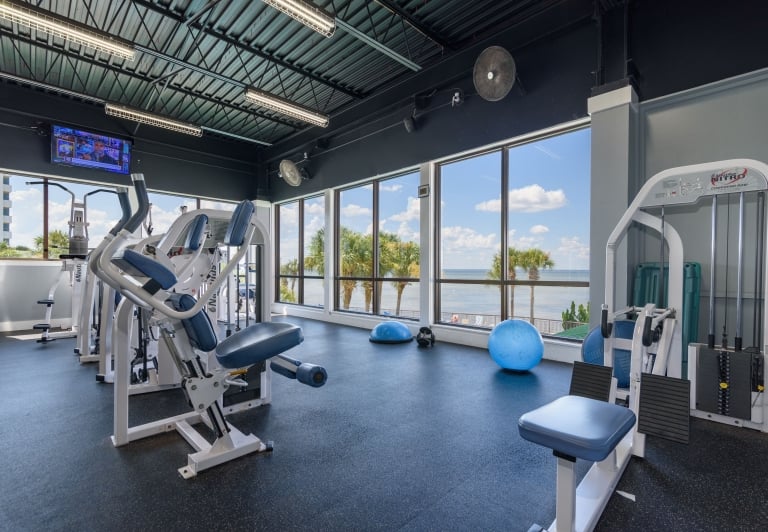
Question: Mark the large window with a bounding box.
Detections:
[336,171,420,319]
[437,126,590,337]
[1,174,237,260]
[276,195,326,307]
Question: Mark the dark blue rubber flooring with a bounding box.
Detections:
[1,316,767,531]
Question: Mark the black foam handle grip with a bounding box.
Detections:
[601,308,612,338]
[642,316,654,347]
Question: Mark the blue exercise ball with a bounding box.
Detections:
[369,321,413,344]
[581,320,633,388]
[488,319,544,371]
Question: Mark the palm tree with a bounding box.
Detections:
[338,228,372,310]
[304,228,325,276]
[521,248,554,323]
[34,229,69,259]
[383,239,420,316]
[488,247,525,319]
[279,258,299,302]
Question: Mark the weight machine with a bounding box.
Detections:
[91,174,326,477]
[520,159,768,532]
[26,181,117,343]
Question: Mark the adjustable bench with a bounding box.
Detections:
[518,395,636,532]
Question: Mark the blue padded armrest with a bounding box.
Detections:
[184,214,208,251]
[224,200,255,247]
[216,322,303,369]
[518,395,636,462]
[111,249,177,290]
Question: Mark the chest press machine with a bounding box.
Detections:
[519,159,768,531]
[93,174,327,478]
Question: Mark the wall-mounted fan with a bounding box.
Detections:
[473,46,516,102]
[279,159,305,187]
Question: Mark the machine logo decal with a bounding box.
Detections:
[710,168,748,188]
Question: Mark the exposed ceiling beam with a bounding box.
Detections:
[0,30,297,131]
[130,0,363,100]
[335,18,421,72]
[373,0,451,50]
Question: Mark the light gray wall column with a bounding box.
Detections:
[588,86,640,326]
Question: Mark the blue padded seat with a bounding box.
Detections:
[216,322,303,369]
[112,248,177,290]
[518,395,636,462]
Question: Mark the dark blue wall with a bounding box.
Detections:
[0,82,257,200]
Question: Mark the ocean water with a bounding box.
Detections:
[299,269,590,325]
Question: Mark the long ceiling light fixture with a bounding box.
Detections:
[262,0,335,38]
[244,88,329,128]
[105,103,203,137]
[0,0,135,60]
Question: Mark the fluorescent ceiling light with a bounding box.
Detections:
[0,1,135,60]
[262,0,335,38]
[244,88,329,128]
[105,103,203,137]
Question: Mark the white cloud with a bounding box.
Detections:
[380,183,403,193]
[279,203,299,225]
[442,225,497,250]
[342,203,372,217]
[475,185,567,213]
[530,224,549,234]
[306,202,325,215]
[552,236,590,270]
[388,196,420,222]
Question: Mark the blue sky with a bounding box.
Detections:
[8,128,590,272]
[332,127,591,271]
[6,176,231,248]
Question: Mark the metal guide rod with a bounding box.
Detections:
[735,192,745,351]
[658,206,666,307]
[226,246,232,337]
[755,192,765,350]
[245,246,250,328]
[709,195,717,349]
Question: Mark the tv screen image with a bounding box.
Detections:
[51,125,131,174]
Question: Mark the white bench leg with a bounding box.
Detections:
[553,455,576,532]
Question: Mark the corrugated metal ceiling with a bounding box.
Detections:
[0,0,575,147]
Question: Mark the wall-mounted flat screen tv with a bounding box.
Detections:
[51,124,131,174]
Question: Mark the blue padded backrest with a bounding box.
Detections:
[112,249,177,289]
[168,293,218,352]
[184,214,208,251]
[224,200,255,247]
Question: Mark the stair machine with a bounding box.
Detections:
[26,181,118,343]
[519,159,768,532]
[92,174,327,478]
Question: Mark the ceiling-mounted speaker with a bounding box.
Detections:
[279,159,305,186]
[473,46,516,102]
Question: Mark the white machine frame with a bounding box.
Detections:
[543,159,768,532]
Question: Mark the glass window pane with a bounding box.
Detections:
[199,199,236,211]
[3,176,43,258]
[46,180,123,258]
[302,277,324,308]
[439,151,502,280]
[438,283,500,328]
[379,172,420,277]
[278,201,299,303]
[147,192,197,236]
[507,128,591,333]
[379,280,419,320]
[338,186,373,313]
[303,196,325,276]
